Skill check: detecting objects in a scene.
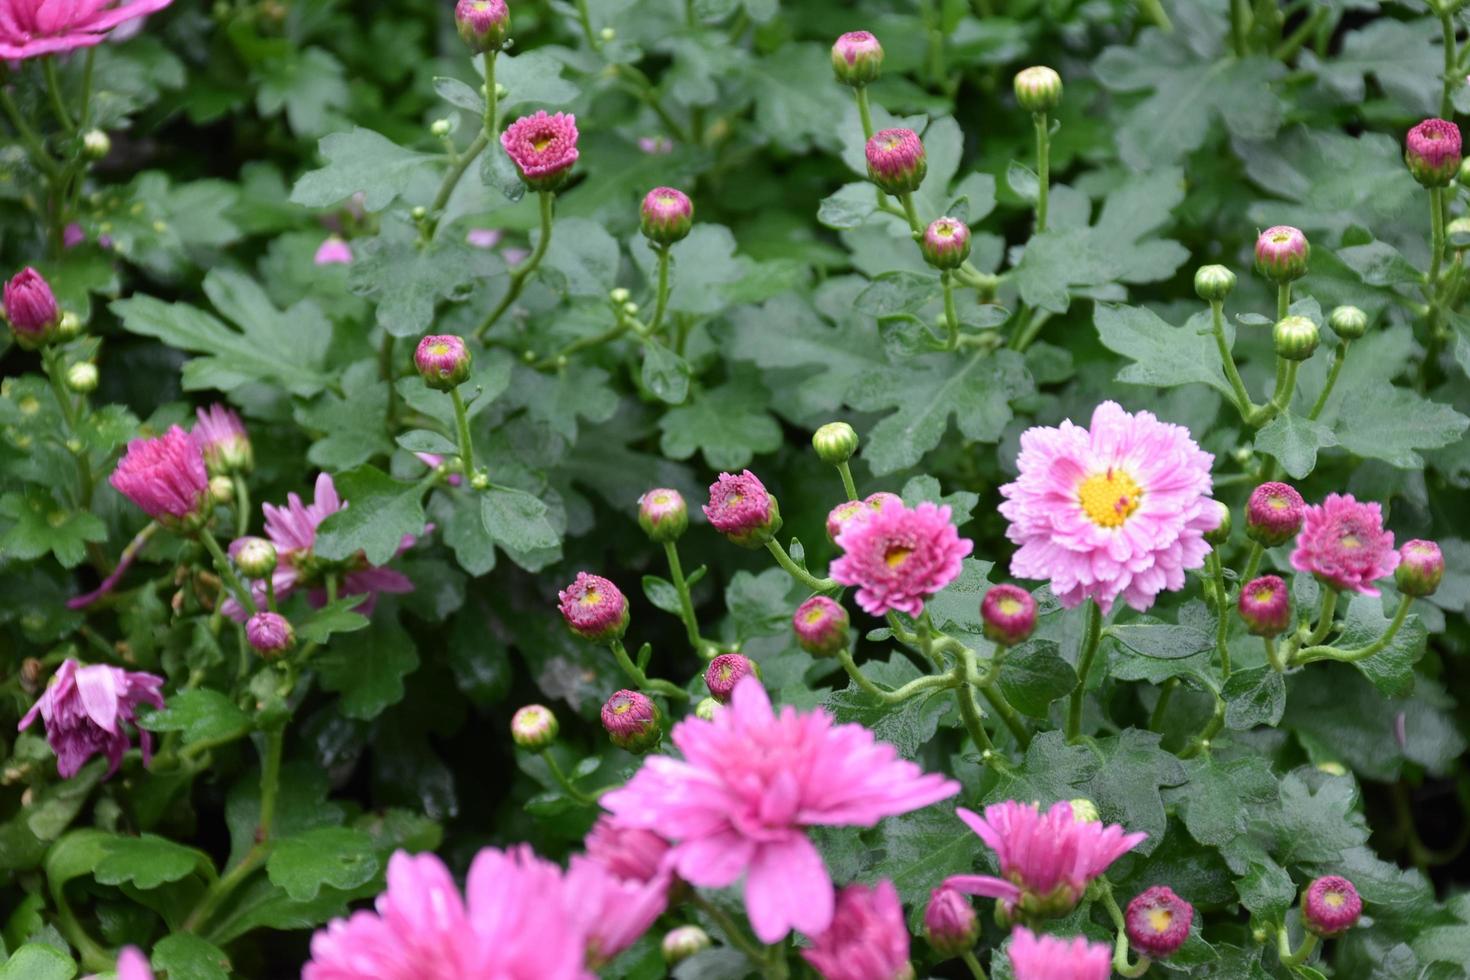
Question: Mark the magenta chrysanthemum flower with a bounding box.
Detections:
[500,111,580,190]
[601,677,958,943]
[920,217,971,270]
[1289,493,1399,596]
[1008,928,1111,980]
[801,881,910,980]
[1126,885,1193,959]
[0,0,174,59]
[831,497,972,617]
[115,946,154,980]
[413,334,472,391]
[1303,876,1362,937]
[222,473,415,621]
[601,689,662,753]
[109,426,211,530]
[246,611,294,657]
[999,401,1217,613]
[18,659,165,778]
[637,487,688,543]
[314,235,353,265]
[924,886,979,957]
[704,470,781,547]
[192,404,252,475]
[558,572,630,642]
[865,128,926,195]
[943,801,1147,916]
[1245,481,1305,547]
[3,266,60,346]
[981,585,1037,647]
[1406,118,1462,187]
[584,815,671,886]
[567,854,669,968]
[640,187,694,245]
[793,595,850,657]
[455,0,509,53]
[305,848,589,980]
[704,653,756,702]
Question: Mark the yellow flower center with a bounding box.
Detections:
[1251,585,1275,604]
[884,545,912,568]
[1147,908,1173,933]
[1339,534,1361,549]
[1324,891,1345,909]
[429,342,451,356]
[997,596,1023,616]
[532,134,554,152]
[1077,469,1143,528]
[804,607,827,624]
[578,588,602,607]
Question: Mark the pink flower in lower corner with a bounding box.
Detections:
[801,881,911,980]
[943,801,1145,917]
[1289,493,1399,596]
[1007,927,1112,980]
[0,0,175,59]
[567,854,670,968]
[998,401,1217,613]
[600,677,958,943]
[18,659,164,778]
[830,497,972,617]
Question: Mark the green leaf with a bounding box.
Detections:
[435,493,495,577]
[1171,756,1279,848]
[997,640,1077,718]
[817,183,878,230]
[1331,382,1468,470]
[492,50,581,111]
[480,486,560,554]
[1303,18,1440,115]
[1235,130,1419,237]
[743,43,850,152]
[541,217,620,297]
[1331,593,1427,697]
[94,834,211,890]
[658,377,782,470]
[314,465,427,566]
[0,489,106,569]
[294,361,394,469]
[0,944,75,980]
[1270,772,1369,866]
[1107,622,1214,660]
[255,47,348,136]
[1336,240,1424,287]
[512,364,619,441]
[150,933,232,980]
[642,575,684,616]
[1222,665,1286,730]
[295,600,372,645]
[866,805,985,911]
[855,271,940,318]
[1235,859,1296,919]
[137,690,251,748]
[290,127,438,212]
[824,654,948,759]
[636,225,745,316]
[350,217,501,337]
[315,620,419,720]
[1253,412,1340,479]
[641,341,691,406]
[1095,304,1235,399]
[267,827,379,901]
[1079,730,1187,853]
[83,172,241,277]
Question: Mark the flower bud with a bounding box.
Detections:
[209,474,234,505]
[246,611,295,659]
[866,129,927,196]
[601,689,662,753]
[510,704,559,749]
[1405,118,1462,188]
[812,421,859,465]
[1204,500,1232,546]
[694,696,722,721]
[234,536,278,578]
[827,499,867,543]
[66,362,98,393]
[1013,66,1062,113]
[1302,876,1362,937]
[662,925,711,964]
[501,111,579,191]
[1245,482,1305,547]
[599,26,615,41]
[1068,798,1100,823]
[704,653,758,703]
[924,887,979,958]
[920,217,971,270]
[1238,575,1291,637]
[637,488,688,543]
[455,0,510,53]
[82,129,111,160]
[831,31,883,87]
[1321,305,1368,342]
[557,572,630,642]
[1255,226,1310,283]
[414,334,472,391]
[1126,886,1194,960]
[431,118,452,137]
[1449,215,1470,248]
[1273,315,1319,361]
[56,310,81,340]
[793,596,849,657]
[609,287,631,304]
[3,267,61,349]
[640,187,694,245]
[1395,539,1444,597]
[1193,264,1236,303]
[703,470,781,548]
[980,584,1036,647]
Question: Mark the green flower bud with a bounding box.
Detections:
[1013,66,1062,113]
[209,474,235,505]
[1327,305,1369,340]
[1273,315,1319,361]
[812,421,859,465]
[235,537,278,578]
[831,31,884,88]
[82,129,111,160]
[694,696,722,721]
[510,704,559,749]
[1193,264,1236,303]
[663,926,712,964]
[609,287,631,304]
[1204,500,1232,546]
[1448,216,1470,249]
[65,362,98,393]
[431,118,452,137]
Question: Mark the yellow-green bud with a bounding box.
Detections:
[209,475,234,505]
[510,704,559,749]
[1204,500,1232,546]
[1273,315,1319,361]
[694,696,722,721]
[662,926,712,964]
[65,362,98,393]
[1014,66,1062,113]
[1449,216,1470,249]
[56,311,82,340]
[609,287,631,304]
[1328,305,1369,340]
[599,26,615,42]
[431,118,452,137]
[812,421,859,465]
[1193,264,1236,303]
[82,130,111,160]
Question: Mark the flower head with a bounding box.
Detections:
[192,404,253,475]
[866,129,926,195]
[1238,575,1291,637]
[567,854,669,968]
[1126,885,1193,959]
[584,815,671,885]
[705,653,757,702]
[0,0,174,59]
[924,887,979,958]
[18,659,165,778]
[999,401,1217,613]
[832,497,972,617]
[314,235,353,265]
[802,881,911,980]
[1396,539,1444,597]
[1255,225,1310,283]
[109,426,211,530]
[414,334,472,391]
[558,572,630,642]
[3,267,60,347]
[1013,66,1062,113]
[1007,928,1111,980]
[827,500,867,542]
[831,31,883,87]
[793,596,850,656]
[455,0,509,53]
[981,585,1037,647]
[602,690,662,753]
[943,801,1146,918]
[1406,118,1462,187]
[246,611,295,658]
[640,187,694,245]
[501,111,580,191]
[1246,482,1305,547]
[920,217,971,270]
[638,488,688,543]
[601,677,958,943]
[1303,876,1362,937]
[704,470,782,547]
[1290,493,1398,595]
[510,705,559,750]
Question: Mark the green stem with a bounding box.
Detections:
[1008,309,1053,352]
[257,728,285,840]
[42,57,75,131]
[52,883,111,972]
[430,50,496,221]
[1278,928,1319,967]
[1293,594,1412,665]
[1256,359,1299,425]
[954,657,996,756]
[1272,7,1326,60]
[1066,601,1103,743]
[1242,541,1265,582]
[1208,551,1232,678]
[1302,587,1339,648]
[574,0,599,47]
[836,461,859,501]
[650,245,672,335]
[898,193,923,235]
[474,190,555,339]
[1138,0,1173,30]
[1264,635,1285,672]
[77,49,95,130]
[764,539,837,593]
[1277,282,1291,322]
[449,386,476,476]
[0,82,61,179]
[1430,186,1447,298]
[1210,299,1257,420]
[1149,678,1178,731]
[1442,11,1458,120]
[542,749,597,804]
[1231,0,1252,55]
[962,950,989,979]
[885,611,920,646]
[234,474,250,538]
[664,541,716,657]
[692,894,767,968]
[979,682,1031,748]
[854,86,875,141]
[1178,693,1226,759]
[1033,111,1050,233]
[942,272,960,350]
[199,528,257,616]
[533,320,630,369]
[608,638,690,700]
[1307,340,1349,420]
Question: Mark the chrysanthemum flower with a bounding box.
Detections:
[831,497,972,617]
[314,235,353,266]
[500,111,580,190]
[1302,875,1362,937]
[1125,885,1193,959]
[18,659,165,778]
[1007,928,1111,980]
[567,854,670,968]
[0,0,175,59]
[1289,493,1398,595]
[109,426,211,530]
[192,404,252,475]
[998,401,1217,613]
[600,677,958,943]
[115,946,154,980]
[558,572,630,642]
[584,815,671,886]
[704,470,781,547]
[801,881,911,980]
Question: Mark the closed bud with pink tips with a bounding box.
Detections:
[3,267,61,348]
[802,881,912,980]
[1246,481,1305,547]
[981,584,1037,647]
[510,704,558,749]
[924,886,979,958]
[1126,885,1193,959]
[109,426,212,531]
[1302,875,1362,937]
[601,689,662,753]
[866,129,927,195]
[455,0,509,53]
[704,653,757,702]
[1406,118,1462,187]
[831,31,883,87]
[557,572,629,642]
[246,611,295,659]
[1255,225,1310,283]
[793,596,850,656]
[920,217,971,270]
[704,470,782,548]
[414,334,472,391]
[1238,574,1291,637]
[1396,539,1444,597]
[640,187,694,245]
[501,111,580,190]
[638,487,688,542]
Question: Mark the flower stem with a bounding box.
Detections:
[1149,678,1178,731]
[692,893,767,968]
[609,638,690,700]
[942,272,960,350]
[1210,299,1257,420]
[650,244,672,335]
[257,727,285,840]
[1066,601,1103,743]
[1278,927,1319,967]
[1264,635,1285,672]
[664,541,719,658]
[764,539,837,593]
[474,190,555,339]
[836,461,859,501]
[1308,339,1349,420]
[1207,551,1232,679]
[1430,185,1447,294]
[198,527,257,616]
[854,86,875,140]
[1178,692,1226,759]
[962,951,989,980]
[1302,587,1339,648]
[77,48,96,130]
[1033,111,1050,233]
[898,193,923,235]
[980,680,1031,748]
[541,749,597,805]
[1241,541,1265,583]
[0,80,61,179]
[450,386,476,476]
[1441,10,1458,119]
[42,57,75,131]
[233,474,250,537]
[1293,593,1412,666]
[1276,282,1291,322]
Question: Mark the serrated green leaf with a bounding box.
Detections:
[290,128,438,211]
[150,933,232,980]
[350,217,501,337]
[658,377,782,470]
[0,489,106,569]
[1254,412,1339,479]
[1095,304,1235,398]
[315,465,427,566]
[0,944,75,980]
[294,361,394,469]
[1222,665,1285,730]
[267,827,379,901]
[480,486,560,554]
[137,690,251,748]
[94,834,211,890]
[315,620,419,720]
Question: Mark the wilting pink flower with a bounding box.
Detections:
[501,111,579,189]
[305,848,589,980]
[801,881,910,980]
[831,497,972,617]
[1405,118,1462,187]
[1289,493,1398,596]
[314,235,353,265]
[584,815,671,886]
[191,404,252,475]
[0,0,174,59]
[558,572,629,642]
[109,426,211,529]
[944,801,1146,916]
[18,659,164,778]
[567,855,669,968]
[1126,885,1193,959]
[1008,928,1111,980]
[111,947,153,980]
[999,401,1217,613]
[704,470,781,547]
[1303,876,1362,937]
[601,677,958,943]
[466,228,503,249]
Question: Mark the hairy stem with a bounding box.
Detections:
[1066,601,1103,743]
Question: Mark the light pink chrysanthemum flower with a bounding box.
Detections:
[314,235,353,265]
[801,881,910,980]
[18,659,164,778]
[566,854,669,968]
[1008,927,1112,980]
[64,222,87,249]
[601,677,958,943]
[584,815,671,885]
[0,0,174,59]
[500,111,580,189]
[191,404,252,475]
[943,801,1146,915]
[998,401,1217,613]
[831,497,972,617]
[1289,493,1399,596]
[109,425,211,529]
[638,135,673,155]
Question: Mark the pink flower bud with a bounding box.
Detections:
[638,487,688,543]
[920,217,971,271]
[109,426,212,530]
[500,111,580,191]
[703,470,781,548]
[981,585,1036,647]
[1303,876,1362,937]
[1125,885,1193,959]
[414,334,472,391]
[1395,539,1444,597]
[866,129,927,196]
[923,887,979,958]
[704,654,756,702]
[510,704,559,749]
[601,689,661,753]
[640,187,694,245]
[246,611,295,659]
[1405,118,1462,188]
[313,235,353,266]
[455,0,510,53]
[793,596,849,657]
[558,573,629,642]
[192,404,253,476]
[1245,482,1305,547]
[115,946,153,980]
[1238,575,1290,637]
[3,267,61,348]
[1254,225,1310,283]
[831,31,883,87]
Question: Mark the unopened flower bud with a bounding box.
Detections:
[694,696,722,721]
[1204,500,1231,546]
[455,0,510,53]
[1405,118,1462,188]
[1013,66,1062,113]
[1449,215,1470,248]
[1273,315,1318,360]
[1255,225,1310,283]
[1069,798,1099,823]
[209,474,234,505]
[1246,482,1305,547]
[601,689,661,753]
[20,657,43,694]
[414,334,472,391]
[638,488,688,543]
[82,129,111,160]
[56,311,81,340]
[1238,575,1291,637]
[662,925,711,964]
[246,611,295,659]
[609,287,631,304]
[866,129,927,195]
[981,585,1036,647]
[640,187,694,245]
[827,499,866,542]
[510,704,559,749]
[704,653,758,703]
[3,267,61,349]
[920,217,971,270]
[558,572,629,642]
[1302,876,1362,937]
[234,537,278,578]
[1395,539,1444,597]
[793,596,849,657]
[1126,886,1194,960]
[1193,264,1236,303]
[621,302,639,317]
[831,31,883,87]
[599,26,615,42]
[1328,304,1369,340]
[431,118,452,137]
[66,362,98,393]
[924,887,979,958]
[704,470,781,548]
[812,421,859,465]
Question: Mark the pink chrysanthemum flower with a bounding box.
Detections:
[558,572,630,642]
[305,848,589,980]
[109,425,211,530]
[466,228,503,249]
[0,0,174,59]
[3,266,60,345]
[314,235,353,265]
[704,470,781,547]
[865,129,926,195]
[18,659,165,778]
[943,801,1146,917]
[1007,928,1112,980]
[831,497,972,617]
[601,677,958,943]
[584,816,671,886]
[801,881,911,980]
[999,401,1217,613]
[704,653,756,702]
[1406,118,1462,187]
[567,854,669,968]
[192,404,252,475]
[1303,875,1362,937]
[500,111,580,190]
[222,473,415,621]
[1289,493,1399,596]
[1126,885,1193,959]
